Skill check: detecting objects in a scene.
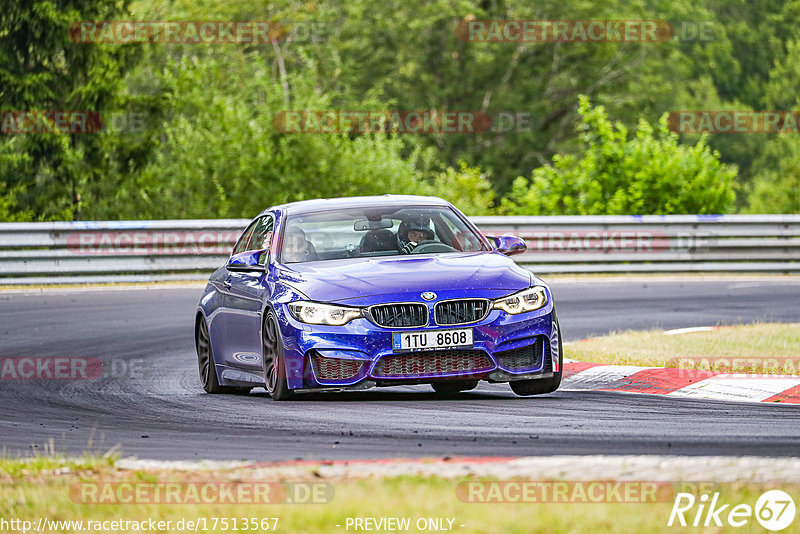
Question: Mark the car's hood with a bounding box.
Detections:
[274,252,532,305]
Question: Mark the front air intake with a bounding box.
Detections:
[372,350,494,379]
[311,352,366,382]
[494,338,544,372]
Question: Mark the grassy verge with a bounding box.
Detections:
[2,457,797,533]
[0,454,115,479]
[565,322,800,373]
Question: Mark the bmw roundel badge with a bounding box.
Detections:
[421,291,437,301]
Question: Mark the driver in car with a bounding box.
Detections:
[397,214,435,254]
[283,227,316,263]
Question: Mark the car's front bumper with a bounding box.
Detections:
[276,297,559,391]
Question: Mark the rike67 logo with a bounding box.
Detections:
[668,490,796,531]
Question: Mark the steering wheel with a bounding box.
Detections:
[411,240,457,254]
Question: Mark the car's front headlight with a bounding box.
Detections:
[288,301,363,325]
[492,286,548,314]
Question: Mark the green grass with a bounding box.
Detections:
[0,455,114,479]
[565,322,800,373]
[1,457,798,533]
[0,442,118,479]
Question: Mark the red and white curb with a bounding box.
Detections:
[562,361,800,404]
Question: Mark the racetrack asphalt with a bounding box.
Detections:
[1,277,799,461]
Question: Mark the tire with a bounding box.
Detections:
[431,380,479,393]
[509,322,563,397]
[262,311,293,401]
[196,316,248,394]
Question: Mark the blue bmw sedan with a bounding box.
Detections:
[195,195,561,400]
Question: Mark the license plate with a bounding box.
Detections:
[392,328,473,351]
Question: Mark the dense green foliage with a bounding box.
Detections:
[745,136,800,214]
[0,0,139,220]
[1,0,798,220]
[502,96,737,215]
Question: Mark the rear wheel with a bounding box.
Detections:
[262,311,293,401]
[196,317,251,394]
[431,380,478,394]
[509,323,563,397]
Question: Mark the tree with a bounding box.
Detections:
[95,52,432,219]
[427,162,495,216]
[314,0,709,193]
[0,0,139,220]
[501,96,736,215]
[745,136,800,214]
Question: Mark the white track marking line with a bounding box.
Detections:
[668,376,800,402]
[562,364,653,390]
[663,326,715,335]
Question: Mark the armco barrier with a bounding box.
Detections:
[475,214,800,274]
[0,215,798,284]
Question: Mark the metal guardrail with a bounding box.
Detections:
[476,214,800,274]
[0,215,798,284]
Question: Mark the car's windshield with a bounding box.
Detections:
[279,206,488,264]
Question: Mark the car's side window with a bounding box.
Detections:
[232,221,259,256]
[246,216,275,265]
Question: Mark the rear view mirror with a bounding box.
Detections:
[227,249,267,272]
[486,235,527,256]
[354,218,393,231]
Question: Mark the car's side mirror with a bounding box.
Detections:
[227,249,267,272]
[486,235,527,256]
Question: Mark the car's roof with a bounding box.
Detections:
[261,195,452,217]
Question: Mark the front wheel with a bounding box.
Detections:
[509,324,563,396]
[262,311,293,401]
